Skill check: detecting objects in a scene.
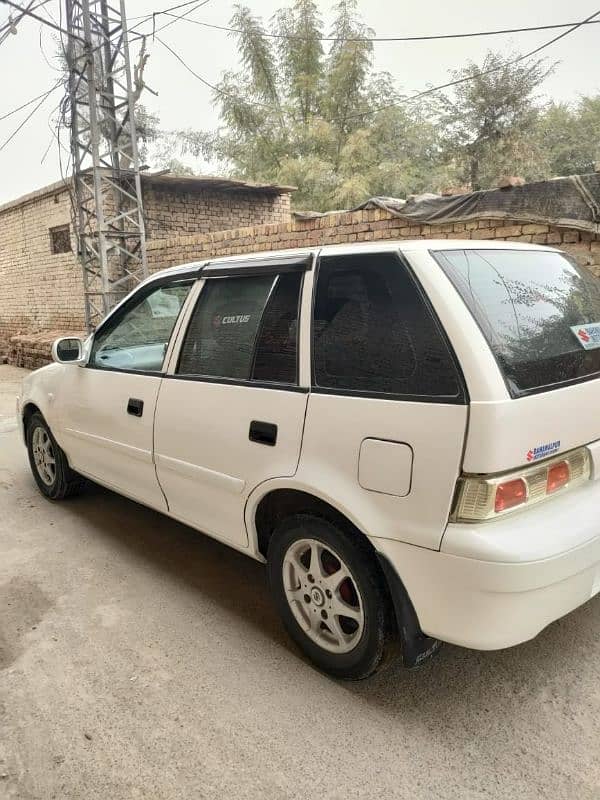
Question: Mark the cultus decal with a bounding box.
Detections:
[221,314,251,325]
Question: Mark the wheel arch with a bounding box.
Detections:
[250,484,374,562]
[248,482,441,668]
[22,401,43,441]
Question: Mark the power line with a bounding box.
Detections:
[0,80,61,122]
[0,0,81,40]
[340,7,600,121]
[37,10,64,74]
[161,12,600,43]
[128,0,205,22]
[156,35,289,113]
[155,8,600,125]
[0,0,199,51]
[127,0,212,40]
[0,81,59,152]
[0,0,49,43]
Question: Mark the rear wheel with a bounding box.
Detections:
[267,514,391,680]
[27,413,84,500]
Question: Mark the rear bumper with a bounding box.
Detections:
[374,481,600,650]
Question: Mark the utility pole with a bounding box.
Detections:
[65,0,148,331]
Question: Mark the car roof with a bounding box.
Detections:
[148,238,561,283]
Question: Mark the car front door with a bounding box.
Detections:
[153,255,311,549]
[56,277,193,510]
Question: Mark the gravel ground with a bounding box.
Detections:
[1,364,599,800]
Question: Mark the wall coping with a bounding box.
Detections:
[0,179,70,216]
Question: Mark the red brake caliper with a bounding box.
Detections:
[323,551,354,605]
[339,579,354,605]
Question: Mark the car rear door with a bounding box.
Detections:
[297,248,469,551]
[154,255,311,549]
[56,278,193,510]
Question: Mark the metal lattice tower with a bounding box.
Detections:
[65,0,147,331]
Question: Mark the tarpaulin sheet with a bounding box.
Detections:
[293,173,600,233]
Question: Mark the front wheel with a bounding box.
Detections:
[26,413,84,500]
[267,514,392,680]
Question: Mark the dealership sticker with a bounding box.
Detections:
[571,322,600,350]
[526,440,561,462]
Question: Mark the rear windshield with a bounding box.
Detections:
[433,248,600,397]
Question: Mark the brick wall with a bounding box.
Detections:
[145,212,600,275]
[143,184,291,238]
[0,183,86,361]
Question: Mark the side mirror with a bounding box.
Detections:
[52,337,86,365]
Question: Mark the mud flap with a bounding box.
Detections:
[376,552,442,668]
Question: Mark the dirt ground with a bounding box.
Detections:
[1,364,599,800]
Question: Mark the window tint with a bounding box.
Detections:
[178,276,273,380]
[177,273,302,384]
[433,248,600,396]
[252,273,302,383]
[90,282,191,372]
[312,252,461,398]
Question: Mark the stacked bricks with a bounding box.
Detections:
[7,330,87,370]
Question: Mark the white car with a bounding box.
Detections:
[18,241,600,679]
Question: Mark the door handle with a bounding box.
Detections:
[127,398,144,417]
[249,420,277,446]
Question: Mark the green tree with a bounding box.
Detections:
[438,52,553,190]
[534,96,600,177]
[166,6,600,208]
[174,1,445,210]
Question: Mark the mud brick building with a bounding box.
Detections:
[0,173,293,360]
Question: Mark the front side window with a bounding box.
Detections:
[312,252,462,399]
[433,248,600,397]
[90,281,192,372]
[177,272,302,384]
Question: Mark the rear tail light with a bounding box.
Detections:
[546,461,570,493]
[453,447,590,522]
[494,478,527,512]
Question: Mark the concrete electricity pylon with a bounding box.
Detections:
[65,0,148,331]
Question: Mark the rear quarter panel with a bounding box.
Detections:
[294,393,468,550]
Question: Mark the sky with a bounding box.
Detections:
[0,0,599,204]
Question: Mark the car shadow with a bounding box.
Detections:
[63,480,600,720]
[64,480,287,646]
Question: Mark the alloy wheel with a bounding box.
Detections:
[31,426,56,487]
[282,538,365,654]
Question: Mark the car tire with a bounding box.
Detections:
[26,412,85,500]
[267,513,391,680]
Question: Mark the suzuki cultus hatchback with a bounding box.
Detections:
[19,241,600,679]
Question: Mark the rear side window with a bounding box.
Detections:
[433,248,600,397]
[312,252,462,400]
[177,272,302,384]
